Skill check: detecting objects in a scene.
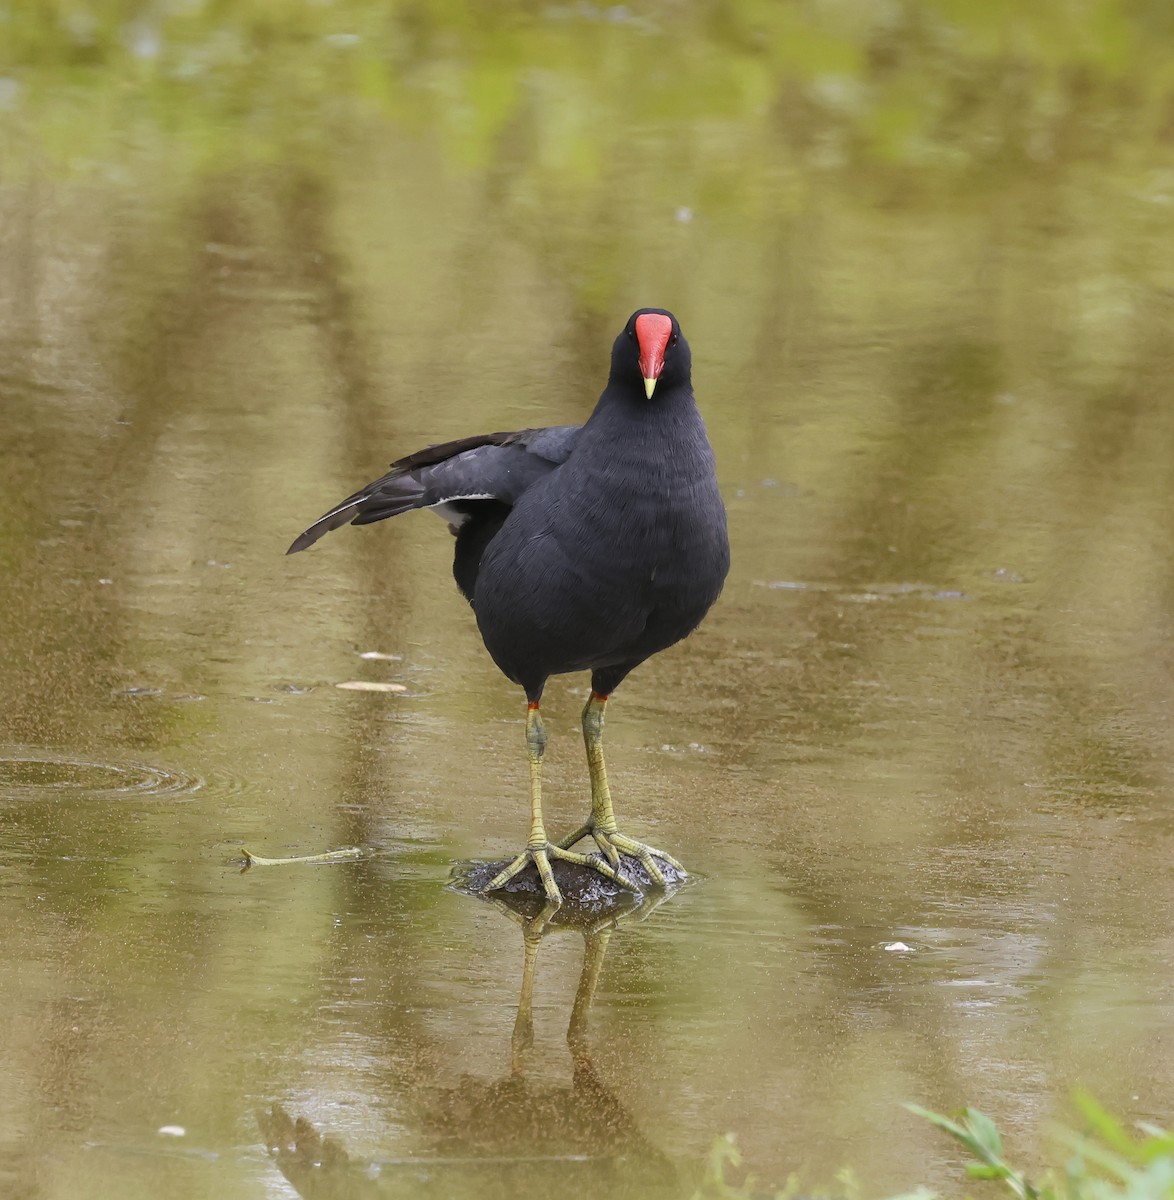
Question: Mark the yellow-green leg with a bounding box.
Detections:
[558,691,686,887]
[486,702,633,905]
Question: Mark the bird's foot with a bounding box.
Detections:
[484,841,639,905]
[558,823,685,889]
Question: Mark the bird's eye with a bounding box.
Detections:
[627,330,635,341]
[670,334,678,347]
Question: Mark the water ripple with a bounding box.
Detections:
[0,748,204,801]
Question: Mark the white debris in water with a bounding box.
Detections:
[157,1125,185,1137]
[334,681,407,693]
[884,941,915,953]
[359,651,403,661]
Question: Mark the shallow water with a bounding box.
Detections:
[3,4,1174,1196]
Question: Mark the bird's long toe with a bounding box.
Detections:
[486,847,559,904]
[484,842,639,903]
[560,825,684,889]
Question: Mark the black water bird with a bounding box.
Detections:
[288,309,730,905]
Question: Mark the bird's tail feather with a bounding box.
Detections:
[286,478,424,554]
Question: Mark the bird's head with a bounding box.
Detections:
[612,308,689,399]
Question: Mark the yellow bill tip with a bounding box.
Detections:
[644,377,657,399]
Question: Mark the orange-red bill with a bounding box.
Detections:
[635,313,673,392]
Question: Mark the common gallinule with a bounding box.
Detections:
[289,309,729,905]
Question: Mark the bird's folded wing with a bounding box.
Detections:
[287,425,580,554]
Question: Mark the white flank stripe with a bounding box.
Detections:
[429,495,497,527]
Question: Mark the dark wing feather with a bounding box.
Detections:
[287,425,580,554]
[388,430,523,472]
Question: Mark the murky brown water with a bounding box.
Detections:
[3,5,1174,1197]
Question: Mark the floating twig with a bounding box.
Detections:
[241,846,362,868]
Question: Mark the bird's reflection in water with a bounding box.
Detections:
[259,875,683,1200]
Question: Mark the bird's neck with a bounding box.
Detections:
[590,379,696,424]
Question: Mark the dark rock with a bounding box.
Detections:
[450,852,686,925]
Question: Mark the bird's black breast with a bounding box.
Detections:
[471,398,729,691]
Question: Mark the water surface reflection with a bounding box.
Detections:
[261,890,681,1199]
